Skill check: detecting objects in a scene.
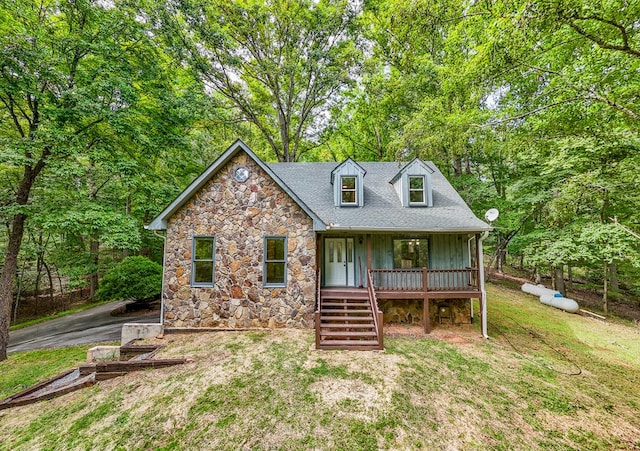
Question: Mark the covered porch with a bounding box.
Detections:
[315,232,488,350]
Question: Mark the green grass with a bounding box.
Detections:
[0,345,95,399]
[1,283,639,450]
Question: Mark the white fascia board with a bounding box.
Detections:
[322,226,492,233]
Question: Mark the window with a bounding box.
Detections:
[393,239,428,268]
[264,236,287,286]
[408,176,425,204]
[341,176,357,205]
[192,236,215,286]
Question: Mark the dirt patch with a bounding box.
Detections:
[309,379,382,420]
[384,323,482,345]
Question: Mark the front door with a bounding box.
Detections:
[324,238,355,286]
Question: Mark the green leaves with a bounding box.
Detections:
[158,0,361,161]
[96,256,162,302]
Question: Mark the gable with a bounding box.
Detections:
[146,139,326,231]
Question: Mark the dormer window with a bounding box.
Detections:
[390,158,434,207]
[408,176,425,204]
[341,176,357,205]
[331,158,366,207]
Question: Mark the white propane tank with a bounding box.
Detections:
[522,283,579,313]
[539,294,580,313]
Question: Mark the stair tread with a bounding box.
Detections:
[321,296,369,300]
[320,323,375,328]
[320,331,377,337]
[320,316,374,322]
[319,339,380,345]
[322,309,371,313]
[321,302,369,306]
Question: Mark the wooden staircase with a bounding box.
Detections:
[315,288,383,350]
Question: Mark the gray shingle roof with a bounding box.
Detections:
[269,162,490,233]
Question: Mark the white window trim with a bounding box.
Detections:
[340,175,358,206]
[408,175,426,206]
[191,236,216,287]
[263,236,287,287]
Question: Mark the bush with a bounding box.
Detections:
[97,256,162,302]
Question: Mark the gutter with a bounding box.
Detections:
[322,225,491,233]
[477,231,490,339]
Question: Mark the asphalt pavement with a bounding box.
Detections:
[8,301,160,353]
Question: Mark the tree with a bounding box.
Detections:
[0,0,167,360]
[158,0,361,161]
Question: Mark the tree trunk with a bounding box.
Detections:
[0,155,46,360]
[602,261,608,315]
[452,156,462,177]
[13,261,26,325]
[44,261,55,307]
[34,252,43,316]
[89,234,100,302]
[0,213,28,361]
[554,266,565,296]
[609,264,618,293]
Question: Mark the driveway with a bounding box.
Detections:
[8,301,160,353]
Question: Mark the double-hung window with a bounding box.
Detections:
[264,236,287,287]
[341,176,357,205]
[191,236,215,286]
[408,175,425,205]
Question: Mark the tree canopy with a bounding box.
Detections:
[1,0,639,360]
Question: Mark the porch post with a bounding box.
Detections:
[474,233,481,289]
[366,234,372,271]
[423,296,431,334]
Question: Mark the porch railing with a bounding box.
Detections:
[369,267,479,292]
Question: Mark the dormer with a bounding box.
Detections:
[390,158,435,207]
[330,158,366,207]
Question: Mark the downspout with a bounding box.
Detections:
[478,231,490,339]
[152,229,167,327]
[467,236,474,320]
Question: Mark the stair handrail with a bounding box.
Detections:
[316,267,321,312]
[315,267,321,349]
[367,269,384,349]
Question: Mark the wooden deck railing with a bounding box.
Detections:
[367,269,384,349]
[369,268,479,292]
[315,267,322,349]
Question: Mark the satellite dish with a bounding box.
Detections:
[485,208,499,223]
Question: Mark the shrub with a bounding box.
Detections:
[97,256,162,302]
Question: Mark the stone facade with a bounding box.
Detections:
[378,298,472,326]
[162,152,316,329]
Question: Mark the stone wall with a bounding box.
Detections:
[378,298,472,326]
[162,152,316,329]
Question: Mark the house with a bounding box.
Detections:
[147,139,491,350]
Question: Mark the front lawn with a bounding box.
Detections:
[1,283,638,450]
